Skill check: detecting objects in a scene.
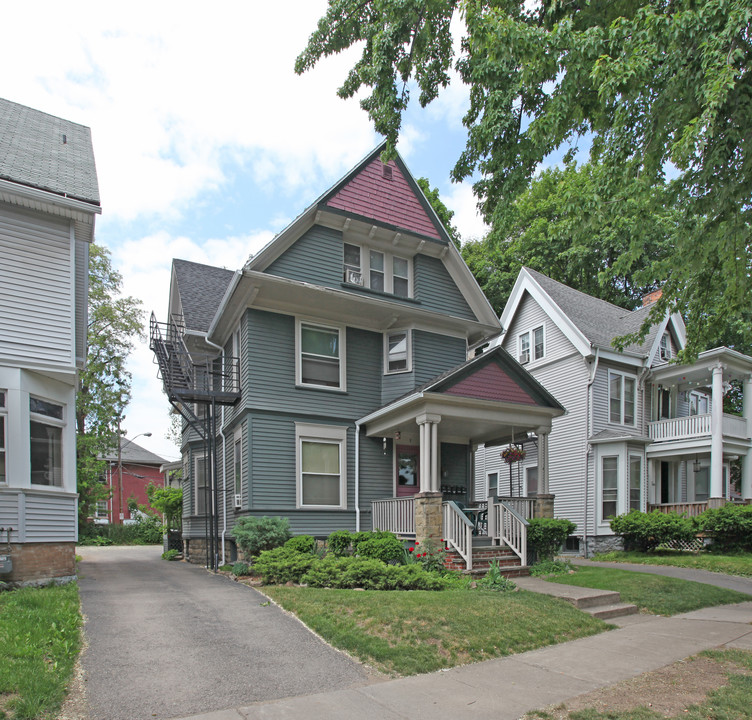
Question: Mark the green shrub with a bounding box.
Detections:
[134,513,164,544]
[476,560,517,591]
[78,535,114,546]
[527,518,576,561]
[233,516,291,557]
[161,549,180,561]
[696,504,752,552]
[231,561,251,576]
[530,559,574,577]
[355,535,404,564]
[327,530,354,556]
[284,535,316,554]
[610,510,695,552]
[253,547,318,584]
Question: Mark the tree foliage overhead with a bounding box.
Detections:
[297,0,752,360]
[76,244,144,525]
[416,176,461,248]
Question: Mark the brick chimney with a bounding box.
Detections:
[642,289,663,307]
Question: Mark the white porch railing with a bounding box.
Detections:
[442,501,474,570]
[648,501,708,517]
[648,413,750,442]
[372,497,415,536]
[488,499,528,566]
[495,496,536,519]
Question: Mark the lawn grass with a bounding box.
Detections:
[0,582,82,720]
[546,567,749,615]
[592,549,752,578]
[262,587,607,675]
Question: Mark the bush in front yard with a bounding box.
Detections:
[527,518,576,561]
[327,530,354,556]
[610,510,695,552]
[284,535,316,554]
[233,516,291,557]
[355,535,404,564]
[695,504,752,552]
[253,546,318,584]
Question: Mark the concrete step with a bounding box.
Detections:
[585,602,639,620]
[569,589,622,610]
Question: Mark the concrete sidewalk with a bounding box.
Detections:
[169,601,752,720]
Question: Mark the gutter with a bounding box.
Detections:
[583,347,599,558]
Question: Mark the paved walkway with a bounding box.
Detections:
[167,560,752,720]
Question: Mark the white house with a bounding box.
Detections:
[0,98,100,585]
[476,268,752,555]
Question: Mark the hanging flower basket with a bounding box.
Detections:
[501,445,526,464]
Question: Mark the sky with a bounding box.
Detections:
[2,1,494,461]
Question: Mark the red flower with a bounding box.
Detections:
[415,541,420,545]
[408,547,414,553]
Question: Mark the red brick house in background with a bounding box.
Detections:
[95,439,170,524]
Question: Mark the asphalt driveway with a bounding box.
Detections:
[77,545,378,720]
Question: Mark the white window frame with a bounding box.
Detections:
[194,453,209,516]
[95,500,109,519]
[629,455,642,512]
[689,391,709,416]
[233,428,242,497]
[659,332,671,361]
[295,423,347,509]
[342,243,413,298]
[29,395,65,487]
[296,319,346,391]
[384,330,412,375]
[600,454,619,524]
[0,390,6,485]
[526,466,539,498]
[518,324,544,364]
[609,370,637,426]
[487,472,498,497]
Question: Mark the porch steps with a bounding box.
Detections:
[514,577,639,620]
[443,544,528,578]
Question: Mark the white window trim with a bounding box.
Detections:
[608,370,637,426]
[0,389,6,485]
[233,427,243,498]
[599,453,620,526]
[525,466,539,497]
[384,329,412,375]
[518,324,545,365]
[628,454,643,512]
[295,318,347,391]
[295,422,347,510]
[29,395,65,488]
[487,471,498,497]
[194,453,208,516]
[342,242,413,298]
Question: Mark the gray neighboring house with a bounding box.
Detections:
[476,267,752,555]
[152,144,564,571]
[0,97,100,584]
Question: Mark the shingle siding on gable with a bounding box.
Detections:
[326,157,440,240]
[265,225,343,286]
[0,203,73,367]
[413,255,475,321]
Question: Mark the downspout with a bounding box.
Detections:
[205,336,228,567]
[584,348,600,558]
[354,421,361,532]
[638,364,650,506]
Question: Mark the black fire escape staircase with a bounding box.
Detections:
[150,312,241,571]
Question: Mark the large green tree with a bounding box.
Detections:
[76,245,144,527]
[297,0,752,359]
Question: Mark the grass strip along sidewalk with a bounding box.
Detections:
[0,582,82,720]
[545,566,750,615]
[262,586,607,676]
[592,550,752,579]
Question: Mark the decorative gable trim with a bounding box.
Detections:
[499,268,592,357]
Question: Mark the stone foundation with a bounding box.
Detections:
[414,491,443,545]
[183,537,237,566]
[1,542,76,587]
[534,494,555,518]
[587,535,624,556]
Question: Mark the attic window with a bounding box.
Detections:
[382,164,393,180]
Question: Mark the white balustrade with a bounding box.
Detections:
[648,413,750,442]
[371,497,415,536]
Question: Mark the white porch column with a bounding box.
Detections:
[710,363,725,500]
[742,375,752,501]
[416,414,442,493]
[536,426,550,495]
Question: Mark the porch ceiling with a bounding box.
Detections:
[360,392,560,445]
[650,346,752,387]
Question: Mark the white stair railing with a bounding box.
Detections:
[442,501,474,570]
[488,497,528,566]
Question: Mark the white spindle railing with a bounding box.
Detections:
[723,414,750,439]
[495,496,536,519]
[488,499,528,566]
[371,497,415,536]
[442,501,474,570]
[649,414,711,441]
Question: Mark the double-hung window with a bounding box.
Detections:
[29,397,64,487]
[385,331,411,374]
[609,371,636,425]
[0,391,6,484]
[629,455,642,511]
[194,454,209,515]
[518,325,544,364]
[601,456,618,521]
[297,321,344,390]
[342,243,411,298]
[296,423,347,509]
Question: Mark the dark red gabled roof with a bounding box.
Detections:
[443,362,539,406]
[323,146,444,241]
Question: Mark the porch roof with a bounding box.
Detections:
[359,347,564,444]
[649,346,752,387]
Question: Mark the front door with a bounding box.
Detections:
[396,445,420,497]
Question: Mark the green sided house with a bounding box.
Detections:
[151,144,563,572]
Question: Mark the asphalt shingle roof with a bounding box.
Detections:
[102,439,169,464]
[0,97,99,205]
[173,259,234,333]
[525,267,660,355]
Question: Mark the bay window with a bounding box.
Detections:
[29,396,63,487]
[629,455,642,511]
[601,456,618,521]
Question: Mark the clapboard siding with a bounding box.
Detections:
[24,493,77,541]
[413,255,475,320]
[266,225,343,286]
[0,491,20,541]
[502,290,576,364]
[382,367,415,405]
[413,330,466,386]
[0,205,73,366]
[360,434,393,530]
[74,238,88,366]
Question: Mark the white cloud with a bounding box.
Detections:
[444,182,488,243]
